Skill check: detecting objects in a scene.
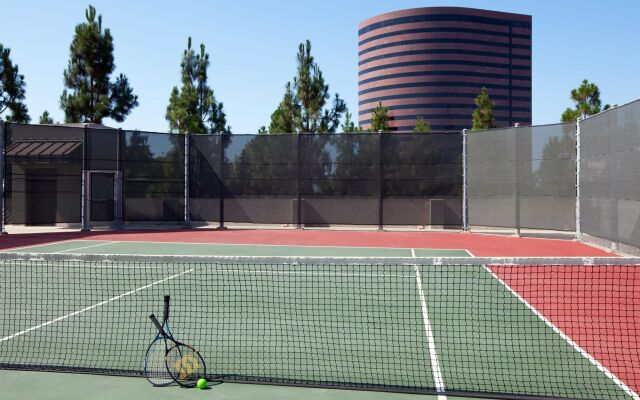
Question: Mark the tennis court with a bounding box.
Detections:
[0,231,638,400]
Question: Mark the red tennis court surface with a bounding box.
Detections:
[0,228,616,257]
[490,265,640,397]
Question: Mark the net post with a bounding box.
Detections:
[296,129,302,229]
[378,131,384,231]
[461,129,468,231]
[513,123,520,237]
[81,124,90,231]
[0,121,5,234]
[114,128,123,230]
[218,132,225,230]
[575,118,581,241]
[184,132,190,227]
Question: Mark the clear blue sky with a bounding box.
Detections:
[1,0,638,132]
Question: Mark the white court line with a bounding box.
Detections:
[52,241,119,254]
[1,238,82,252]
[412,250,447,400]
[411,248,416,258]
[0,268,194,343]
[483,265,640,400]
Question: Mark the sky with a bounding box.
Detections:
[0,0,639,133]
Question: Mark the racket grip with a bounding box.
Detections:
[149,314,165,336]
[163,295,170,323]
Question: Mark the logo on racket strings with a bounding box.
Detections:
[175,354,200,379]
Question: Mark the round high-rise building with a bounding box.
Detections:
[358,7,532,131]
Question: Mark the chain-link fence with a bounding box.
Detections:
[121,131,185,223]
[466,123,577,238]
[188,132,463,228]
[580,100,640,255]
[1,101,638,255]
[0,127,464,232]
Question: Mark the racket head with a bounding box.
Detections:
[166,343,207,387]
[144,338,173,386]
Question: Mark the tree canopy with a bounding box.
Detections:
[341,109,360,133]
[368,102,390,132]
[268,40,346,133]
[166,37,230,134]
[60,5,138,123]
[472,87,497,131]
[268,81,300,133]
[413,116,432,133]
[39,111,54,124]
[0,43,30,123]
[561,79,610,122]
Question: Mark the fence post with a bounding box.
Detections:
[0,121,5,234]
[184,132,190,227]
[81,124,90,231]
[378,131,384,230]
[114,128,123,230]
[575,118,581,240]
[461,129,468,231]
[218,132,225,230]
[296,130,302,229]
[514,123,520,237]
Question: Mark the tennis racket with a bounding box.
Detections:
[148,312,206,387]
[144,295,173,386]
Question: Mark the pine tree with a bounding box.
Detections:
[0,43,30,123]
[560,108,581,123]
[369,102,390,132]
[39,111,54,124]
[266,40,345,133]
[268,82,300,133]
[413,116,431,133]
[472,87,497,131]
[561,79,606,122]
[341,109,359,133]
[166,37,229,133]
[60,5,137,123]
[318,94,347,133]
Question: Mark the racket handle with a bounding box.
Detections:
[163,295,170,324]
[149,314,166,336]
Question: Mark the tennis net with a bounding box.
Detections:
[0,253,638,400]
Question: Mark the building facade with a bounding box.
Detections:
[358,7,532,131]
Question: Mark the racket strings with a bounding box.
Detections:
[144,340,173,386]
[167,344,205,385]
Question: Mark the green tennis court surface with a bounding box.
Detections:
[0,254,633,400]
[4,239,472,257]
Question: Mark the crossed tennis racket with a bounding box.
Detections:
[144,295,207,387]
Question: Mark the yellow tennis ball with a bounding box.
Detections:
[197,378,207,389]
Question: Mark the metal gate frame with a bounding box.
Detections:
[83,170,122,230]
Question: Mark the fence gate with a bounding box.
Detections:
[87,170,122,229]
